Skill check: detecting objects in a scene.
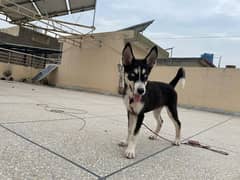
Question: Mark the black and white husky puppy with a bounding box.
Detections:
[119,43,185,159]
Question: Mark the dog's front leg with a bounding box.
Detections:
[125,113,144,159]
[125,112,137,159]
[119,111,131,147]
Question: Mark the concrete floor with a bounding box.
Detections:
[0,80,239,180]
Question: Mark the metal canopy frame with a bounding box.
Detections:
[0,0,97,47]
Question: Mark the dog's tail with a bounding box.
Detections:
[169,67,186,89]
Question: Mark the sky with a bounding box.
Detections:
[94,0,240,67]
[1,0,240,67]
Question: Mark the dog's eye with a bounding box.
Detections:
[141,74,148,81]
[128,73,136,81]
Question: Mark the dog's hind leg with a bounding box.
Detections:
[167,104,181,145]
[149,107,163,140]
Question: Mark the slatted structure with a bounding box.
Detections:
[0,47,60,69]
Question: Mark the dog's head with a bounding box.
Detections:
[122,42,158,102]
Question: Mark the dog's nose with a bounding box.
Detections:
[137,88,145,95]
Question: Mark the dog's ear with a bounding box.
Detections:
[122,43,134,65]
[146,46,158,68]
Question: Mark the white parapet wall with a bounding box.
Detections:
[0,62,40,81]
[48,31,240,114]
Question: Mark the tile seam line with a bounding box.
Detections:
[0,123,101,178]
[102,116,233,179]
[182,116,234,141]
[0,117,77,125]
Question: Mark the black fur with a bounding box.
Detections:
[122,43,185,158]
[123,44,185,135]
[134,79,183,135]
[169,68,185,88]
[134,113,144,135]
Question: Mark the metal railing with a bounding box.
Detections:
[0,47,60,69]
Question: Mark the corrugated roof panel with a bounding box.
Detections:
[118,20,154,33]
[69,0,95,13]
[0,0,96,22]
[35,0,68,17]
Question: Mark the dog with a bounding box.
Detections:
[119,42,185,159]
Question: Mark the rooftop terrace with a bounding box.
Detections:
[0,80,239,179]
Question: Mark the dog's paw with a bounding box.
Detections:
[148,135,157,140]
[173,139,181,146]
[125,148,135,159]
[118,141,128,147]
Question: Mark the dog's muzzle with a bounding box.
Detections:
[134,81,146,95]
[133,81,146,102]
[137,87,145,95]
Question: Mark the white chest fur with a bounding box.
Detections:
[123,94,144,114]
